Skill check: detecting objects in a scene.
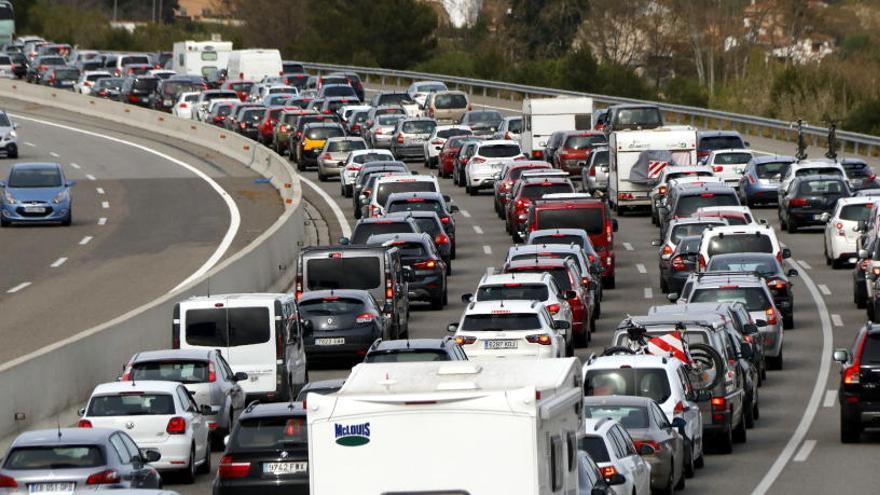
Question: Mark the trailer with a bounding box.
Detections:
[171,40,232,77]
[307,358,584,495]
[521,96,593,160]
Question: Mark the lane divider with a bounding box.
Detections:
[50,257,67,268]
[636,263,646,274]
[7,282,30,293]
[78,236,93,245]
[100,201,109,209]
[792,439,816,462]
[483,245,492,255]
[97,217,106,226]
[822,390,836,408]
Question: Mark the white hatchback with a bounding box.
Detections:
[697,224,788,271]
[824,197,877,267]
[581,417,652,495]
[340,148,395,197]
[705,149,755,189]
[449,300,565,360]
[172,91,201,120]
[74,70,112,95]
[423,124,471,168]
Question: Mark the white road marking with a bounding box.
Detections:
[101,201,109,209]
[636,263,647,274]
[460,209,471,218]
[7,282,31,293]
[79,236,93,245]
[623,242,634,251]
[97,217,107,225]
[69,162,80,169]
[751,258,833,495]
[85,174,96,181]
[818,284,831,296]
[798,260,812,270]
[11,114,242,295]
[644,288,653,299]
[23,141,35,147]
[50,257,67,268]
[96,187,105,195]
[473,225,484,234]
[823,390,836,408]
[793,440,817,463]
[831,314,843,327]
[483,245,492,255]
[299,177,351,238]
[49,152,59,158]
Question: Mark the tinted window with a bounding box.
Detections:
[8,167,62,188]
[840,204,874,221]
[670,222,723,244]
[365,350,451,363]
[381,241,427,260]
[510,166,548,181]
[230,417,307,451]
[706,234,773,256]
[130,360,209,384]
[713,153,752,165]
[667,171,713,182]
[578,436,610,463]
[434,93,467,109]
[306,257,381,290]
[376,181,436,207]
[691,287,771,311]
[795,167,843,178]
[4,447,105,470]
[386,199,443,214]
[584,368,671,403]
[351,223,415,244]
[460,313,541,331]
[615,107,662,126]
[706,257,778,275]
[54,68,79,79]
[699,136,745,151]
[477,284,549,302]
[862,333,880,363]
[413,218,441,237]
[466,111,503,125]
[242,109,265,123]
[479,144,521,157]
[531,234,584,247]
[755,161,787,179]
[401,121,436,134]
[228,82,253,92]
[537,208,604,234]
[564,135,606,149]
[299,297,365,316]
[327,140,366,152]
[306,126,344,140]
[798,179,847,195]
[521,183,575,199]
[507,119,523,133]
[131,79,158,91]
[509,267,571,291]
[120,56,150,66]
[584,405,649,428]
[185,307,271,347]
[87,393,175,416]
[674,193,739,217]
[377,93,413,105]
[844,162,872,178]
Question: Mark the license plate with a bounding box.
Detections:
[484,340,518,350]
[813,214,824,220]
[164,99,172,106]
[24,206,46,213]
[263,461,307,475]
[315,337,344,346]
[28,483,75,494]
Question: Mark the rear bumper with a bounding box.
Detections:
[392,144,426,159]
[467,173,497,189]
[214,478,309,495]
[841,399,880,424]
[789,208,834,226]
[408,274,445,300]
[138,439,191,471]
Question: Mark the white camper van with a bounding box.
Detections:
[172,40,232,77]
[227,49,283,82]
[307,358,584,495]
[608,125,698,212]
[521,96,593,160]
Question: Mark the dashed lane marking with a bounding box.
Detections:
[473,225,484,234]
[636,263,647,274]
[623,242,634,251]
[101,201,109,209]
[97,217,107,225]
[23,141,35,147]
[49,152,59,158]
[85,174,96,181]
[50,257,68,268]
[831,314,843,327]
[798,260,812,270]
[79,236,93,245]
[793,440,816,463]
[7,282,31,293]
[823,390,836,408]
[483,245,492,255]
[96,187,105,195]
[644,288,653,299]
[818,284,831,296]
[69,162,80,169]
[460,209,471,218]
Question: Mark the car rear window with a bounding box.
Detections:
[402,121,436,134]
[365,350,451,363]
[86,73,109,82]
[54,68,79,79]
[509,166,548,180]
[844,162,872,178]
[862,333,880,363]
[412,218,441,237]
[578,436,610,463]
[299,297,365,316]
[207,91,238,101]
[162,81,199,96]
[121,55,150,66]
[667,171,713,182]
[434,93,467,109]
[383,241,428,260]
[479,144,521,158]
[615,107,662,126]
[798,179,847,195]
[353,153,393,164]
[706,257,777,275]
[351,223,415,244]
[378,114,405,126]
[130,361,209,384]
[584,405,649,428]
[584,368,671,403]
[670,222,724,244]
[132,78,158,91]
[8,167,62,188]
[691,287,771,312]
[377,93,414,105]
[509,266,571,291]
[477,284,549,302]
[228,82,253,92]
[386,199,443,214]
[306,126,344,140]
[537,208,604,234]
[4,446,105,470]
[674,193,739,217]
[327,140,365,153]
[436,128,471,140]
[795,167,843,178]
[699,136,745,151]
[184,307,271,347]
[87,393,175,416]
[754,161,787,179]
[0,56,11,65]
[230,417,307,451]
[714,152,752,165]
[706,234,773,256]
[564,135,606,149]
[522,183,575,199]
[376,181,437,207]
[306,257,381,291]
[461,313,541,331]
[507,119,523,133]
[531,234,584,247]
[840,203,874,221]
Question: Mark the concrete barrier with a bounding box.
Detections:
[0,81,306,444]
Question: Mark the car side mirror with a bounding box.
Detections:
[140,449,161,463]
[607,473,627,486]
[637,443,656,456]
[667,292,679,302]
[461,293,473,303]
[782,248,791,259]
[442,194,452,203]
[833,348,849,363]
[819,212,831,223]
[671,417,687,429]
[77,407,86,416]
[449,205,460,213]
[446,322,459,333]
[740,342,754,360]
[787,268,799,277]
[12,123,17,129]
[233,371,249,382]
[199,404,213,415]
[651,239,661,247]
[564,290,577,300]
[743,323,758,335]
[411,170,419,175]
[66,180,76,187]
[611,219,619,232]
[554,320,571,330]
[754,319,768,327]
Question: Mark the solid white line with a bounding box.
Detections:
[85,174,96,181]
[298,177,351,238]
[11,114,242,294]
[101,201,109,209]
[483,245,492,255]
[751,258,833,495]
[818,284,831,296]
[798,260,812,270]
[831,314,843,327]
[96,187,105,195]
[823,390,836,408]
[460,209,471,218]
[7,282,31,293]
[23,141,34,147]
[644,288,653,299]
[79,236,93,245]
[49,152,59,158]
[473,225,484,234]
[50,257,67,268]
[97,217,107,225]
[793,440,817,463]
[623,242,634,251]
[636,263,647,274]
[69,162,80,169]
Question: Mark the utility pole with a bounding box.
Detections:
[112,0,117,22]
[152,0,156,22]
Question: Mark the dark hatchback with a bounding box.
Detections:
[120,75,160,107]
[779,175,851,233]
[299,289,389,361]
[366,232,447,309]
[842,159,879,191]
[834,322,880,443]
[363,337,467,362]
[659,235,701,295]
[214,402,308,495]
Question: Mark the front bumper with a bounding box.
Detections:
[1,202,69,223]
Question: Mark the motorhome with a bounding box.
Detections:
[172,40,232,77]
[521,96,593,160]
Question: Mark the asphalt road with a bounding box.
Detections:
[0,98,283,364]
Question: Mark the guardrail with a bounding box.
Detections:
[0,81,305,444]
[304,62,880,158]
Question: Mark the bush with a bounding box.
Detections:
[664,77,709,107]
[845,99,880,135]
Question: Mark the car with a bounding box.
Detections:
[287,113,342,155]
[658,182,740,235]
[842,158,879,191]
[437,135,474,178]
[0,428,163,492]
[583,396,686,493]
[833,322,880,443]
[316,136,367,182]
[492,116,523,141]
[366,232,448,308]
[92,76,124,99]
[364,112,406,149]
[423,124,472,169]
[386,211,454,271]
[345,108,371,136]
[352,163,410,217]
[737,155,796,206]
[363,337,468,362]
[552,131,607,178]
[230,105,267,141]
[652,217,728,269]
[658,235,702,295]
[422,90,470,123]
[649,166,716,225]
[582,146,609,194]
[340,149,396,198]
[405,80,448,107]
[779,175,851,233]
[78,381,211,483]
[494,161,551,216]
[823,197,876,268]
[579,417,652,495]
[256,106,296,145]
[299,289,391,361]
[74,70,112,94]
[451,137,484,186]
[154,76,205,112]
[349,216,421,245]
[382,191,458,244]
[319,96,358,116]
[541,130,569,165]
[327,71,364,101]
[119,349,247,446]
[602,103,663,134]
[576,450,619,495]
[294,123,345,170]
[390,118,437,161]
[171,91,201,120]
[364,174,440,218]
[25,55,66,83]
[207,101,238,127]
[193,90,239,121]
[853,234,875,310]
[1,162,73,226]
[120,75,160,107]
[692,205,757,226]
[448,300,567,360]
[368,91,419,116]
[703,149,755,189]
[509,237,604,304]
[464,140,525,194]
[459,110,504,137]
[505,177,576,240]
[778,158,847,195]
[696,130,747,163]
[221,80,255,102]
[0,110,17,158]
[214,402,309,495]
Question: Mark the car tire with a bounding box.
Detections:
[832,257,843,269]
[787,219,798,233]
[779,216,787,230]
[7,145,17,159]
[694,447,704,468]
[180,446,196,484]
[753,393,760,420]
[674,458,686,490]
[431,292,444,310]
[446,262,452,276]
[841,410,862,443]
[683,440,695,478]
[574,327,589,348]
[657,465,674,495]
[467,183,476,196]
[590,315,597,334]
[783,312,794,329]
[733,412,747,443]
[0,218,9,227]
[602,275,616,290]
[318,170,327,182]
[566,336,574,357]
[61,211,72,227]
[716,425,734,454]
[196,443,211,474]
[660,277,669,294]
[745,395,756,429]
[767,350,783,370]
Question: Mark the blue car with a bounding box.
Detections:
[1,162,74,226]
[738,155,796,206]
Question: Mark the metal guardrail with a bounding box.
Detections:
[303,62,880,158]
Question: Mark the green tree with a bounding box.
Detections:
[506,0,589,59]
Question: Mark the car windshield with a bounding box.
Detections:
[120,56,149,66]
[564,135,606,150]
[706,234,773,256]
[691,287,771,312]
[132,78,158,91]
[531,234,584,247]
[96,78,123,90]
[674,194,739,217]
[537,208,604,234]
[460,313,541,331]
[386,199,443,214]
[757,161,789,180]
[479,144,520,157]
[306,257,381,290]
[381,241,427,261]
[299,297,365,316]
[402,121,436,134]
[578,436,610,463]
[377,114,404,126]
[0,113,10,127]
[706,257,779,275]
[228,82,253,92]
[306,127,344,140]
[412,218,441,237]
[584,368,671,403]
[798,179,846,195]
[376,181,436,207]
[8,167,62,188]
[365,350,451,363]
[700,136,744,151]
[477,284,549,302]
[670,222,723,244]
[522,183,575,199]
[87,393,176,416]
[54,68,79,79]
[351,223,413,244]
[242,109,265,123]
[230,417,307,452]
[184,307,270,347]
[327,140,365,153]
[584,405,650,429]
[840,203,874,221]
[4,446,105,470]
[434,93,467,109]
[130,360,210,384]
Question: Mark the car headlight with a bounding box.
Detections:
[3,191,15,204]
[52,190,68,204]
[8,130,16,139]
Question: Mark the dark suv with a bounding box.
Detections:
[119,75,160,107]
[363,337,468,362]
[215,402,308,495]
[834,322,880,442]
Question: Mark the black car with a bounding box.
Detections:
[459,110,504,137]
[25,55,66,83]
[659,182,740,235]
[779,175,851,233]
[299,289,389,362]
[833,322,880,443]
[231,105,267,140]
[4,52,27,79]
[294,378,345,402]
[42,66,79,89]
[382,191,458,254]
[386,211,453,274]
[215,402,308,495]
[119,75,160,107]
[363,337,467,362]
[659,235,701,295]
[842,159,879,191]
[153,76,205,112]
[853,234,875,310]
[349,216,421,245]
[696,130,747,164]
[705,252,799,329]
[93,77,124,99]
[328,71,364,101]
[365,232,448,309]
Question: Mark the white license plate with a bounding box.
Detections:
[315,337,344,346]
[24,206,46,213]
[28,483,75,494]
[484,340,518,350]
[164,99,172,106]
[813,214,824,220]
[263,461,307,475]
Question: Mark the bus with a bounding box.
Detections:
[0,1,13,47]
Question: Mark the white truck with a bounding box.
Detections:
[307,358,584,495]
[521,96,593,160]
[227,48,282,82]
[171,40,232,77]
[608,125,698,212]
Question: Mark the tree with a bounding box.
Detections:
[507,0,589,59]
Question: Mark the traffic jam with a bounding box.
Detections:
[1,37,879,495]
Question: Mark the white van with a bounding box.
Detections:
[227,49,283,81]
[307,358,583,494]
[521,96,593,160]
[173,293,306,402]
[172,40,232,77]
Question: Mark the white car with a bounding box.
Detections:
[581,417,652,495]
[365,174,439,218]
[172,91,201,120]
[463,272,575,355]
[649,166,715,224]
[493,116,522,141]
[697,223,787,271]
[824,197,877,267]
[78,381,211,482]
[449,300,566,360]
[705,149,755,189]
[406,80,448,108]
[340,148,395,197]
[464,140,525,195]
[74,70,112,95]
[693,205,758,225]
[0,54,13,79]
[423,124,471,168]
[778,159,847,197]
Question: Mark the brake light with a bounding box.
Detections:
[322,153,332,160]
[661,245,673,258]
[673,401,685,415]
[633,440,662,453]
[218,455,251,478]
[765,307,778,326]
[0,475,17,488]
[355,313,376,323]
[698,254,707,270]
[600,466,618,479]
[700,193,715,198]
[711,397,726,411]
[120,363,132,381]
[440,216,450,224]
[547,303,561,314]
[776,251,784,263]
[671,255,689,271]
[767,278,787,290]
[526,334,553,345]
[375,128,383,135]
[179,102,188,109]
[589,166,596,177]
[208,362,216,382]
[413,260,439,270]
[836,222,845,236]
[618,192,634,201]
[295,275,303,300]
[455,336,476,345]
[239,122,246,129]
[789,198,808,207]
[713,165,723,172]
[435,233,450,245]
[845,333,867,385]
[747,174,757,184]
[86,469,119,485]
[531,150,544,159]
[397,135,404,144]
[581,276,590,287]
[166,416,187,434]
[127,95,138,103]
[386,273,394,299]
[605,222,613,243]
[78,419,93,428]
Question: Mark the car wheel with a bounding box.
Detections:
[7,145,17,159]
[744,395,756,429]
[716,425,734,454]
[657,463,674,495]
[61,211,72,227]
[602,275,616,290]
[318,170,327,182]
[841,410,862,443]
[753,393,760,420]
[446,262,452,276]
[466,183,476,195]
[660,277,669,294]
[196,442,211,474]
[590,314,597,334]
[779,216,787,230]
[180,446,196,484]
[683,439,695,478]
[574,327,589,348]
[674,456,686,490]
[431,292,444,310]
[831,257,843,269]
[733,412,747,443]
[0,218,9,227]
[767,351,783,370]
[783,312,794,329]
[694,447,704,468]
[787,218,798,233]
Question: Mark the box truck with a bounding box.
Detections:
[521,96,593,160]
[172,40,232,77]
[227,49,282,82]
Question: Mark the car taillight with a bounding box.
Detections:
[322,153,332,160]
[767,278,787,290]
[179,102,188,109]
[765,307,778,326]
[218,455,251,478]
[386,273,394,299]
[413,259,439,270]
[440,216,450,224]
[698,254,707,270]
[747,174,757,184]
[500,181,512,192]
[397,135,404,144]
[78,419,93,428]
[658,185,667,195]
[618,192,634,201]
[239,122,247,129]
[711,397,726,411]
[454,336,476,345]
[531,150,544,159]
[845,331,868,385]
[435,233,450,245]
[0,475,17,488]
[352,124,360,132]
[127,95,138,103]
[633,440,662,453]
[525,334,553,345]
[356,312,376,323]
[120,363,132,381]
[375,128,383,135]
[661,245,673,259]
[504,132,512,140]
[431,139,445,145]
[789,198,809,207]
[600,466,618,480]
[208,362,216,382]
[547,303,561,314]
[713,165,724,172]
[166,416,187,435]
[671,255,688,271]
[295,275,303,299]
[673,401,685,415]
[581,276,590,287]
[836,222,846,236]
[515,199,526,211]
[86,469,119,485]
[589,166,597,177]
[605,222,613,243]
[472,156,486,163]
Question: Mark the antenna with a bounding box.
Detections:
[56,415,62,439]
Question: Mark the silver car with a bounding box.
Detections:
[317,136,367,181]
[0,111,18,158]
[0,428,163,492]
[582,146,608,194]
[492,116,522,141]
[390,118,436,161]
[366,113,406,149]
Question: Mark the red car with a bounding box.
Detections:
[438,135,472,178]
[222,80,255,102]
[257,107,296,145]
[553,131,607,177]
[494,161,551,217]
[504,177,575,240]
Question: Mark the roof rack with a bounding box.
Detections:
[694,270,765,280]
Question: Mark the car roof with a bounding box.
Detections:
[92,380,182,394]
[521,176,572,185]
[586,354,673,369]
[704,224,773,235]
[11,162,61,171]
[698,130,743,138]
[672,182,736,194]
[351,149,394,157]
[13,428,115,447]
[709,148,753,155]
[371,338,453,351]
[668,216,728,227]
[300,378,346,391]
[480,272,549,285]
[510,243,582,255]
[792,174,848,182]
[688,272,765,287]
[663,166,714,175]
[465,300,540,314]
[298,289,371,301]
[708,252,777,262]
[130,349,212,362]
[505,258,570,270]
[623,311,730,329]
[752,155,796,165]
[376,175,436,183]
[386,210,442,221]
[837,197,877,206]
[530,228,589,239]
[386,191,443,201]
[356,216,414,225]
[791,159,843,168]
[366,232,430,246]
[478,139,519,147]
